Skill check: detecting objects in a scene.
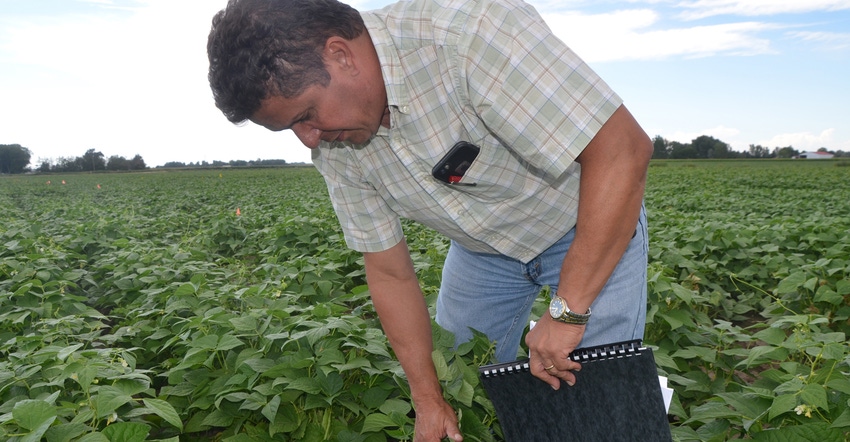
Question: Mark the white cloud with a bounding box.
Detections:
[788,31,850,50]
[676,0,850,20]
[543,10,775,61]
[760,128,841,151]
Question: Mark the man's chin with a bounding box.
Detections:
[343,131,377,147]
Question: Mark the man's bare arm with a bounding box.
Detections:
[363,240,463,441]
[526,105,653,388]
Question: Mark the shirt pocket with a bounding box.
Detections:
[446,136,531,203]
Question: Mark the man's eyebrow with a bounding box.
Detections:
[286,109,312,129]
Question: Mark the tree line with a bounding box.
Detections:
[3,136,849,175]
[36,149,148,173]
[156,159,289,169]
[0,145,147,174]
[652,135,849,159]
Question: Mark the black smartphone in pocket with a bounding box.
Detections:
[431,141,479,185]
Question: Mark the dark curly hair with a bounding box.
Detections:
[207,0,366,123]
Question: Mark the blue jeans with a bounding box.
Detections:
[435,206,648,362]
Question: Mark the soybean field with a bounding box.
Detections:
[1,160,848,441]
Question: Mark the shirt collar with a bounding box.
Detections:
[361,12,411,115]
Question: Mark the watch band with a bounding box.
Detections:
[550,296,592,325]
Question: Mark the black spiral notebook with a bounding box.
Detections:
[479,340,672,442]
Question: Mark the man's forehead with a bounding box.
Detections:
[251,95,308,131]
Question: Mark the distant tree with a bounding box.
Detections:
[81,149,106,171]
[251,159,286,166]
[37,160,52,173]
[0,144,32,174]
[162,161,186,168]
[651,135,669,159]
[669,142,697,159]
[53,156,81,172]
[748,144,771,159]
[773,146,798,159]
[107,155,131,171]
[129,154,147,170]
[817,147,829,153]
[691,135,729,159]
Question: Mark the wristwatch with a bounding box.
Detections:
[548,296,592,325]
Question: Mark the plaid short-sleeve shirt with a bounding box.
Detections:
[312,0,622,263]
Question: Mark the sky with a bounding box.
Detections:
[1,0,848,167]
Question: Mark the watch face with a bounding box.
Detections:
[549,297,566,318]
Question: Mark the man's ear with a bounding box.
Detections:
[325,37,358,74]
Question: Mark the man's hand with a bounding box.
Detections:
[413,396,463,441]
[524,312,585,390]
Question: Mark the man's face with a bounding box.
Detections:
[250,69,386,149]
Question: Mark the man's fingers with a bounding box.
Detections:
[530,354,582,390]
[446,425,463,442]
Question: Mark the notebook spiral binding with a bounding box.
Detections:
[480,339,644,378]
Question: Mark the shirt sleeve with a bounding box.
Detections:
[311,147,405,253]
[458,0,622,180]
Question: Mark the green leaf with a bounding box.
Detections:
[57,344,84,362]
[453,379,475,407]
[93,386,134,418]
[13,400,57,431]
[835,279,850,295]
[832,408,850,428]
[174,282,196,297]
[776,272,807,294]
[737,345,789,368]
[814,332,846,344]
[200,409,234,428]
[261,395,280,423]
[820,342,847,361]
[432,349,449,380]
[318,370,344,397]
[286,377,321,394]
[362,387,392,410]
[362,413,396,433]
[378,399,411,416]
[101,422,150,442]
[753,327,786,346]
[142,398,183,431]
[670,283,695,303]
[752,423,845,441]
[716,392,769,420]
[826,378,850,395]
[229,316,258,332]
[799,384,828,411]
[77,433,110,442]
[814,287,843,305]
[658,309,695,330]
[214,334,245,352]
[44,422,89,442]
[672,346,716,363]
[768,394,796,420]
[683,400,737,424]
[269,402,300,435]
[188,334,220,350]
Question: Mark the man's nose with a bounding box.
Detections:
[293,125,322,149]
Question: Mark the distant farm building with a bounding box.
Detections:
[798,151,835,159]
